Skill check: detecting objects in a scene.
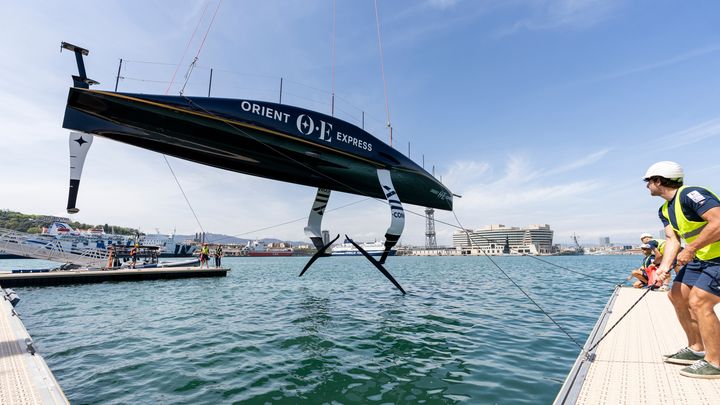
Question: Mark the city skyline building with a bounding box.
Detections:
[452,224,554,255]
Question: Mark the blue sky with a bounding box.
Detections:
[1,0,719,246]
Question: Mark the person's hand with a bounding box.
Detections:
[654,268,669,286]
[676,246,696,268]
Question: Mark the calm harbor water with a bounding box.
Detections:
[4,255,638,404]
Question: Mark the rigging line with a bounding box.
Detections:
[331,0,336,115]
[180,0,223,95]
[159,1,213,237]
[180,94,448,244]
[181,95,388,197]
[123,60,179,66]
[210,197,374,244]
[122,77,175,84]
[452,210,584,351]
[162,155,205,235]
[177,93,589,300]
[521,254,624,286]
[373,0,392,146]
[166,1,210,95]
[398,208,620,287]
[585,287,653,354]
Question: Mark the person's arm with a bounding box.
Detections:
[676,206,720,267]
[655,225,680,284]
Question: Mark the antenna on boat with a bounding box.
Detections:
[373,0,393,147]
[60,42,99,88]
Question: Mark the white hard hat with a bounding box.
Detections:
[640,233,653,240]
[643,161,684,181]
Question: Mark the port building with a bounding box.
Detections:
[452,224,554,255]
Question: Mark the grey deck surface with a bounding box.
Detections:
[556,287,720,404]
[0,289,68,404]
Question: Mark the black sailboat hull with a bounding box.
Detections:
[62,88,453,210]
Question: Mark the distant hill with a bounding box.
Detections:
[0,209,139,235]
[0,210,305,246]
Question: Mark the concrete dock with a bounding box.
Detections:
[0,267,229,288]
[1,288,68,404]
[555,287,720,404]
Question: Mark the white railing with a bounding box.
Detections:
[0,228,107,268]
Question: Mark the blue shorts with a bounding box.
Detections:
[695,260,720,297]
[675,260,720,297]
[674,261,702,286]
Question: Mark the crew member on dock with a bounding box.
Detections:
[639,233,669,289]
[129,245,138,269]
[215,245,223,268]
[200,243,210,269]
[628,244,654,288]
[106,245,115,269]
[644,161,720,379]
[640,233,665,264]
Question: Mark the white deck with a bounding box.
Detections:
[0,288,68,404]
[556,287,720,404]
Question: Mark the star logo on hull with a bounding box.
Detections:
[74,135,88,146]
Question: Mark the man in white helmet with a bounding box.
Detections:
[644,160,720,378]
[640,232,666,266]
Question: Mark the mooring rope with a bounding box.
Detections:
[173,81,643,356]
[452,210,585,350]
[584,287,654,356]
[521,254,625,286]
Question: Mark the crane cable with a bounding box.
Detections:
[330,0,337,116]
[180,0,223,95]
[373,0,393,147]
[165,2,210,94]
[161,0,222,237]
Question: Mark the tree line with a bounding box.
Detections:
[0,210,141,235]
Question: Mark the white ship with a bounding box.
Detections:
[22,222,197,258]
[240,240,294,257]
[331,239,396,257]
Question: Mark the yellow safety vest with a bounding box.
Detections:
[651,238,666,255]
[661,186,720,260]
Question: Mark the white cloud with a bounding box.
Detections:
[580,43,720,85]
[440,154,604,234]
[497,0,619,36]
[652,117,720,152]
[426,0,461,9]
[540,148,611,177]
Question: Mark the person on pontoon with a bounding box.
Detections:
[106,245,115,269]
[199,243,210,269]
[643,161,720,379]
[628,244,655,288]
[640,232,667,266]
[129,245,138,269]
[214,245,223,268]
[640,233,673,289]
